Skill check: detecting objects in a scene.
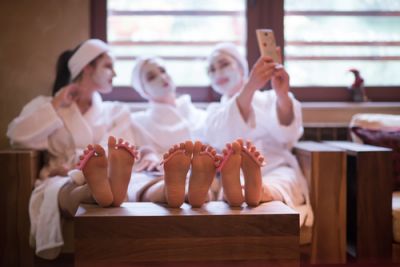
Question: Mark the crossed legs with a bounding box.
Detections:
[58,136,137,217]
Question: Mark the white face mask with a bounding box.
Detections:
[141,60,176,101]
[92,53,115,94]
[208,54,243,96]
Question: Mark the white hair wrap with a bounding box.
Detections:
[68,39,109,80]
[131,56,165,99]
[208,42,249,77]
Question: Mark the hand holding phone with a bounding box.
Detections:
[256,29,280,63]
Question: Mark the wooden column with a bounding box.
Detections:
[325,141,392,262]
[294,142,347,264]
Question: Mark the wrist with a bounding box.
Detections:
[276,93,291,106]
[275,89,290,100]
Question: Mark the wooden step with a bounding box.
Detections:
[75,201,299,267]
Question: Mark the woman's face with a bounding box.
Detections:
[140,59,175,101]
[91,52,116,94]
[207,53,243,97]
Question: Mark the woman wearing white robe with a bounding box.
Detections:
[127,56,207,202]
[204,43,313,227]
[130,56,206,155]
[6,39,134,259]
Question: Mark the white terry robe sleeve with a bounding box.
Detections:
[7,96,64,150]
[204,95,255,150]
[177,95,207,142]
[255,91,303,148]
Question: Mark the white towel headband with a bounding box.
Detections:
[68,39,110,80]
[131,56,166,99]
[207,42,249,77]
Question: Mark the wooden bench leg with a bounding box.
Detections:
[294,141,347,264]
[325,141,392,263]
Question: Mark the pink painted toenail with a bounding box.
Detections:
[216,149,234,172]
[77,149,95,170]
[160,149,185,165]
[115,143,139,159]
[241,147,266,167]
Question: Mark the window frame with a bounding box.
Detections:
[91,0,400,102]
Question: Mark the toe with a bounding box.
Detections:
[231,141,241,154]
[246,140,253,148]
[236,139,244,146]
[108,136,117,147]
[184,140,194,156]
[193,141,202,155]
[93,144,106,156]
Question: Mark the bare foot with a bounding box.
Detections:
[218,141,244,207]
[163,141,193,208]
[238,139,265,206]
[77,144,113,207]
[108,136,138,207]
[188,141,221,207]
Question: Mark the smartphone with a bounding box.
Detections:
[256,29,280,63]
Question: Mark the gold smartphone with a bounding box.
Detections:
[256,29,280,63]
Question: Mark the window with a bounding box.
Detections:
[285,0,400,87]
[92,0,400,102]
[97,0,246,101]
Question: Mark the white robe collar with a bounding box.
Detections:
[147,95,192,123]
[140,95,193,153]
[57,92,103,149]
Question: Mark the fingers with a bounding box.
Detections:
[53,83,81,108]
[254,57,275,70]
[272,67,288,81]
[68,88,79,102]
[253,56,272,69]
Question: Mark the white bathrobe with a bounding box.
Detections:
[123,94,207,201]
[6,92,133,260]
[130,94,206,157]
[204,90,313,227]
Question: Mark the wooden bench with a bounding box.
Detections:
[74,201,299,267]
[324,141,393,263]
[0,141,348,266]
